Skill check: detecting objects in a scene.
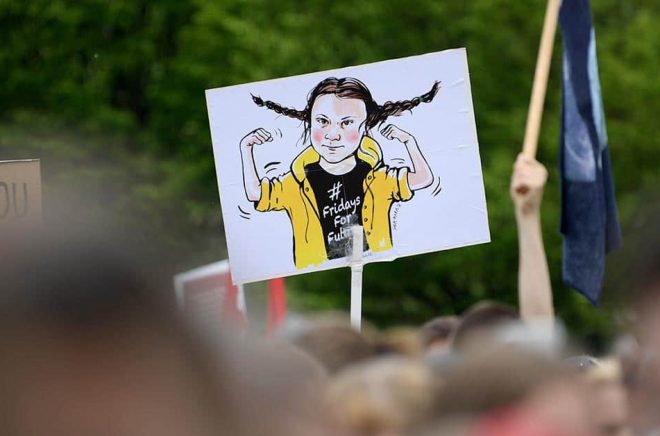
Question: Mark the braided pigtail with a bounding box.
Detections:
[251,94,307,121]
[368,81,441,128]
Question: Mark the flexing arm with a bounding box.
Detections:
[380,124,434,190]
[240,128,272,202]
[511,154,554,323]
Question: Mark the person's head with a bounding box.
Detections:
[252,77,440,163]
[583,359,631,436]
[605,197,660,433]
[0,228,243,436]
[451,301,519,352]
[0,227,335,436]
[292,320,378,374]
[326,357,437,436]
[309,91,368,164]
[420,316,460,354]
[377,326,425,358]
[437,344,577,417]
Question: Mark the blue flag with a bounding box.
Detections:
[559,0,622,304]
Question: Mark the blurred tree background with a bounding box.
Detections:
[1,0,658,348]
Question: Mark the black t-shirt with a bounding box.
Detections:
[305,160,371,259]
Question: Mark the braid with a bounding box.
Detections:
[369,81,441,128]
[251,94,307,121]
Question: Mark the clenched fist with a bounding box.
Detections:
[240,128,272,149]
[511,153,548,216]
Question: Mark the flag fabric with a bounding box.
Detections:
[559,0,622,304]
[267,277,287,334]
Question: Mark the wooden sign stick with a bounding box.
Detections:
[522,0,562,158]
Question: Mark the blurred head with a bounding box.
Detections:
[377,326,425,358]
[326,358,437,436]
[435,345,568,417]
[0,228,240,436]
[433,345,594,435]
[469,377,594,436]
[292,318,378,374]
[420,315,459,354]
[584,360,631,436]
[451,301,518,352]
[607,199,660,433]
[227,339,332,435]
[0,227,333,436]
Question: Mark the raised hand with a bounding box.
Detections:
[380,124,433,191]
[240,128,272,148]
[240,128,272,202]
[510,153,548,216]
[511,153,554,324]
[380,124,413,144]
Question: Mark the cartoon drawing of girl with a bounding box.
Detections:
[240,77,439,269]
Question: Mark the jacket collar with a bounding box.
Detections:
[291,136,382,183]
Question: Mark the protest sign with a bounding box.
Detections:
[206,48,489,284]
[174,260,247,334]
[175,261,289,335]
[0,159,42,227]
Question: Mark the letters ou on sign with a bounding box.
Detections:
[0,160,42,226]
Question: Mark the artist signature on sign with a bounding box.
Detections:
[392,203,401,231]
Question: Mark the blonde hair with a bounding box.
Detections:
[326,358,436,435]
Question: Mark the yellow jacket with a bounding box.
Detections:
[256,136,413,269]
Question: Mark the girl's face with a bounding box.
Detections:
[310,94,367,164]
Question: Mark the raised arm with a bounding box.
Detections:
[510,153,554,323]
[380,124,434,190]
[240,128,272,202]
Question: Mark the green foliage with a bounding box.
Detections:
[1,0,658,346]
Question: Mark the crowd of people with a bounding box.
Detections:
[1,155,658,436]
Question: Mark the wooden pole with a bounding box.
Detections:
[522,0,562,158]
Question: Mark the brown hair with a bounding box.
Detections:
[451,301,519,352]
[292,322,378,374]
[435,345,569,417]
[252,77,440,143]
[420,315,460,349]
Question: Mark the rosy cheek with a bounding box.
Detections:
[346,130,361,143]
[312,128,323,144]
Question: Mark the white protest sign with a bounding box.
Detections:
[0,159,42,228]
[206,48,489,284]
[174,260,246,335]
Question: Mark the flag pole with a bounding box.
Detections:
[350,225,364,330]
[522,0,562,158]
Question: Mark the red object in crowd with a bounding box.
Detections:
[469,405,592,436]
[267,277,287,335]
